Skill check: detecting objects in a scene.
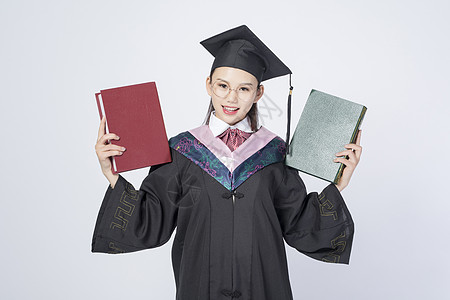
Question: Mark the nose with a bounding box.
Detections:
[227,89,239,102]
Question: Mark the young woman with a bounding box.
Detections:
[93,25,362,300]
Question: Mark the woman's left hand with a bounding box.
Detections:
[334,130,362,192]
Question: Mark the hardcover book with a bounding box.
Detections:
[285,89,367,184]
[95,82,171,174]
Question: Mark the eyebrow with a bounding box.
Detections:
[215,78,254,86]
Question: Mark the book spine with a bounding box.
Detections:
[95,93,104,120]
[350,106,367,143]
[333,106,367,184]
[95,92,118,174]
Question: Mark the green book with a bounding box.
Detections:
[285,89,367,184]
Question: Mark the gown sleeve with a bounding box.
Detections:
[91,149,181,254]
[274,165,355,264]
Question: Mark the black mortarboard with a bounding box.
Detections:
[200,25,291,83]
[200,25,295,152]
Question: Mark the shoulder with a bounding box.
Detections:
[168,125,206,150]
[256,126,285,143]
[253,126,286,156]
[168,131,194,148]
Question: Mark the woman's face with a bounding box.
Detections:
[206,67,264,126]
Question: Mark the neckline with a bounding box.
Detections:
[189,125,277,172]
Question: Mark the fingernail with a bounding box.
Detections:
[122,147,126,151]
[119,151,123,155]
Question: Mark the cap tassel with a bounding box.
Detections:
[285,74,293,154]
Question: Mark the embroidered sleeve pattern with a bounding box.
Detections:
[108,242,125,254]
[317,192,338,221]
[321,231,348,263]
[110,181,139,231]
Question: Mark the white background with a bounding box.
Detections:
[1,0,449,299]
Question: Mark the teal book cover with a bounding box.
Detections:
[285,89,367,184]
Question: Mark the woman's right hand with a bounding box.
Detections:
[95,116,125,187]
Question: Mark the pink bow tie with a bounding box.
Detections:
[218,128,252,152]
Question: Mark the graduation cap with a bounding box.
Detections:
[200,25,295,153]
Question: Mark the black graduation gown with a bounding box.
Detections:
[92,126,354,300]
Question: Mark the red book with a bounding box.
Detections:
[95,82,171,174]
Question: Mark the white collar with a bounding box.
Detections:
[209,111,254,137]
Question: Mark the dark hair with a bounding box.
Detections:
[203,69,261,131]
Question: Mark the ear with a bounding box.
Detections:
[253,85,264,103]
[206,76,212,96]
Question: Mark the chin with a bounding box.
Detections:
[224,115,245,125]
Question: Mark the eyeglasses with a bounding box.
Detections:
[211,80,256,102]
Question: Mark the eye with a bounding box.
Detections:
[239,86,251,93]
[217,83,228,90]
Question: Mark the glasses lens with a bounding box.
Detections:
[237,86,254,101]
[213,81,229,98]
[212,81,255,101]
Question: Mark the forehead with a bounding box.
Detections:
[212,67,258,85]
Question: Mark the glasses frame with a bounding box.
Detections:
[210,80,257,102]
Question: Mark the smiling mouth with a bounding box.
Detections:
[222,105,239,115]
[223,106,239,112]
